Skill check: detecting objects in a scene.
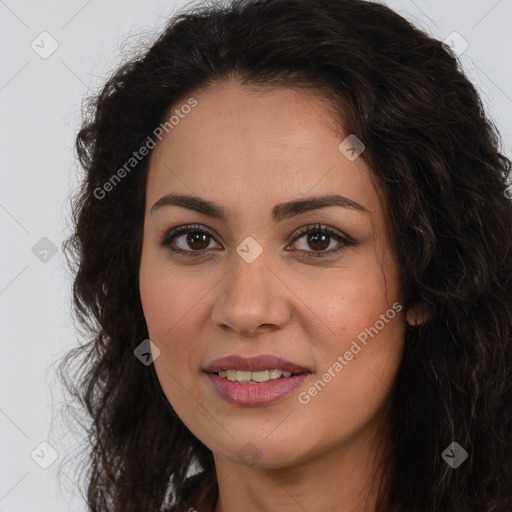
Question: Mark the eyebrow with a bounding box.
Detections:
[150,192,370,222]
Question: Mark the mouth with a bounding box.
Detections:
[203,354,312,406]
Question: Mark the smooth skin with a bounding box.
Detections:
[139,79,423,512]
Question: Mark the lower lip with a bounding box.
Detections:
[206,372,310,406]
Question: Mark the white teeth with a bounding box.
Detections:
[251,370,269,382]
[236,370,251,382]
[218,368,294,383]
[268,368,281,379]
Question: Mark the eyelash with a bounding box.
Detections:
[158,223,355,259]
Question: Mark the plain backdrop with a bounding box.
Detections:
[0,0,511,510]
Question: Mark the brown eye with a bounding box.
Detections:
[159,224,221,255]
[182,231,211,251]
[289,224,356,259]
[305,232,330,251]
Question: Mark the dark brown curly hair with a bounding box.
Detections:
[59,0,512,510]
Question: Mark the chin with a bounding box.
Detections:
[213,435,309,469]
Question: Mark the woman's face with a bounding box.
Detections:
[139,79,407,469]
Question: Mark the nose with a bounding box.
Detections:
[211,257,292,338]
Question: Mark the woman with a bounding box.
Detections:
[60,0,512,510]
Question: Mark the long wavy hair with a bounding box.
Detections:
[59,0,512,510]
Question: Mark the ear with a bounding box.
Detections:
[406,302,429,326]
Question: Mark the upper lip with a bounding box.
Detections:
[204,354,311,374]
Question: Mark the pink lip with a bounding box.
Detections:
[206,372,310,406]
[203,354,310,374]
[204,354,312,406]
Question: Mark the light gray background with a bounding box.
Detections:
[1,0,511,510]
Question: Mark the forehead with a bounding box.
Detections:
[146,79,380,220]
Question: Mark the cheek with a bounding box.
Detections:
[325,284,403,349]
[298,312,404,445]
[301,253,405,412]
[139,248,199,342]
[303,247,403,351]
[139,249,204,389]
[139,260,200,420]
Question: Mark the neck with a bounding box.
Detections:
[211,413,394,512]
